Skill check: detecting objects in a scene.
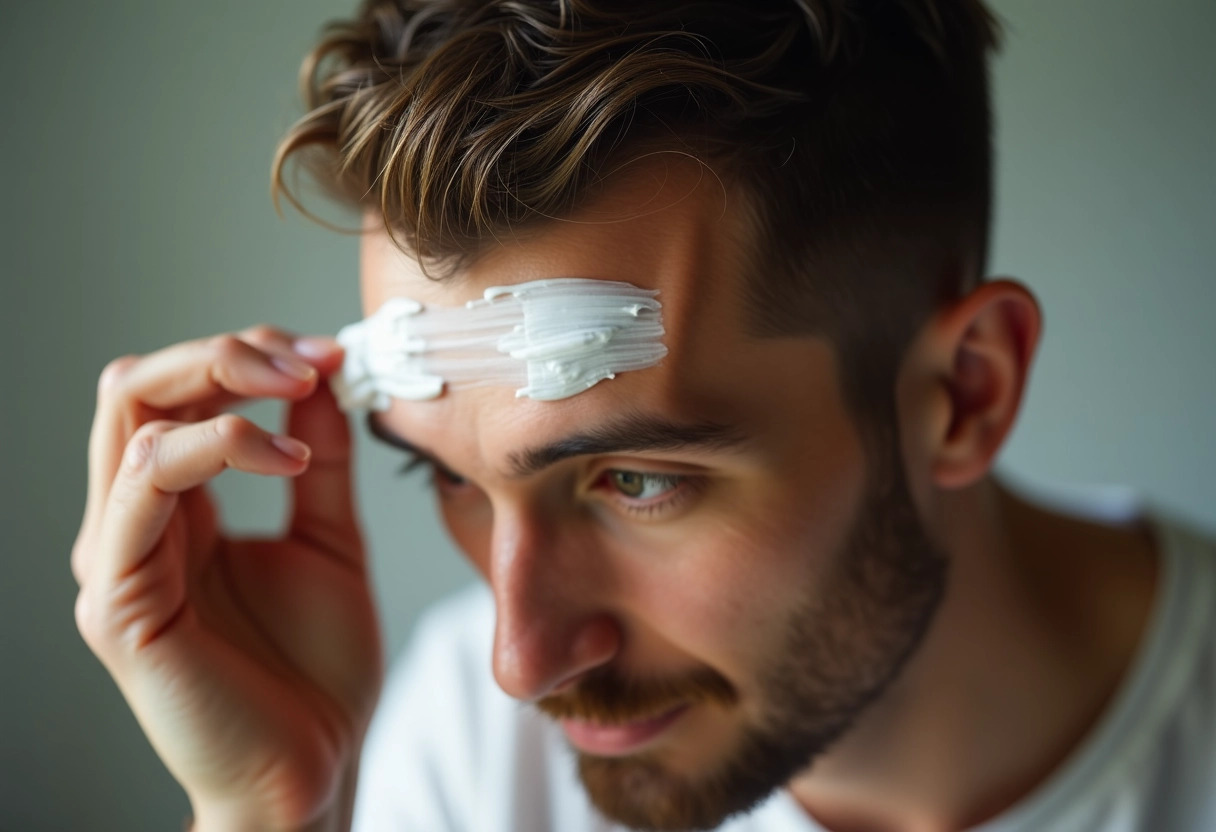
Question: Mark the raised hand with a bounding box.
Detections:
[73,327,384,831]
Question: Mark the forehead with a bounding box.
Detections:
[357,159,833,471]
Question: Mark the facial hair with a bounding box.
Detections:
[536,450,949,832]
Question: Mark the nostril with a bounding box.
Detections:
[492,613,622,702]
[536,621,620,699]
[549,674,580,696]
[571,615,622,666]
[556,616,621,690]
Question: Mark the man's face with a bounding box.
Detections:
[360,161,947,830]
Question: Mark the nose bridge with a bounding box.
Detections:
[488,499,619,701]
[489,501,553,617]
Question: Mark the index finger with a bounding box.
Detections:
[81,332,323,560]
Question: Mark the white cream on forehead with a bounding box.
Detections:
[331,278,668,410]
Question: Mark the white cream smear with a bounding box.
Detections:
[331,278,667,410]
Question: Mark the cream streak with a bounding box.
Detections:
[332,278,668,410]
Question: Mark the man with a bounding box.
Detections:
[72,1,1216,831]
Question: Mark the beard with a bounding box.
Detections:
[535,443,949,831]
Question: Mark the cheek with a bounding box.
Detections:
[607,490,857,686]
[608,446,867,685]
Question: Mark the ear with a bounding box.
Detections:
[908,279,1042,490]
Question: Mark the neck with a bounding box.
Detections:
[786,476,1159,832]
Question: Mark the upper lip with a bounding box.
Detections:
[564,703,688,726]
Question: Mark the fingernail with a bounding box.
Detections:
[292,336,342,361]
[271,435,311,461]
[272,355,317,381]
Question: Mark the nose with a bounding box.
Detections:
[488,505,621,702]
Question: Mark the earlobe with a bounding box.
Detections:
[929,279,1042,490]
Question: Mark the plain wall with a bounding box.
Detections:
[1,1,1212,830]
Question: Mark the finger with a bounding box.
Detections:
[239,325,345,376]
[78,331,342,583]
[286,376,364,565]
[75,354,143,585]
[84,335,318,546]
[94,414,311,584]
[117,333,321,411]
[196,327,346,418]
[174,330,343,423]
[179,484,220,585]
[77,417,184,588]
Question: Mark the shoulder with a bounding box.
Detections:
[1143,516,1216,824]
[398,581,497,691]
[997,511,1216,831]
[371,582,498,753]
[352,583,500,832]
[1096,513,1216,829]
[352,585,613,832]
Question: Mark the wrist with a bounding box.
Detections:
[185,751,362,832]
[188,800,295,832]
[189,794,346,832]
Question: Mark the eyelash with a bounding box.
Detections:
[396,453,466,488]
[594,469,694,518]
[395,454,697,519]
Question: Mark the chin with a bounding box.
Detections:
[572,706,810,832]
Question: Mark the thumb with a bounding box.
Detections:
[285,373,364,565]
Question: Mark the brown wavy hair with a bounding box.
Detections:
[272,0,1001,426]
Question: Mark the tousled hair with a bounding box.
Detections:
[273,0,1002,433]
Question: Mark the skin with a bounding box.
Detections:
[75,333,378,831]
[360,158,1160,832]
[74,157,1157,832]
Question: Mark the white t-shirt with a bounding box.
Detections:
[352,511,1216,831]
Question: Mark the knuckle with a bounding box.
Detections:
[123,421,173,475]
[132,419,176,441]
[70,537,89,582]
[208,333,247,363]
[241,324,285,346]
[212,413,255,444]
[97,354,140,399]
[74,591,103,648]
[122,431,159,476]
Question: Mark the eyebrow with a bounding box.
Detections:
[366,411,747,479]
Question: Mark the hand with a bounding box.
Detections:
[72,327,384,830]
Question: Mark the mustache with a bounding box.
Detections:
[536,664,738,723]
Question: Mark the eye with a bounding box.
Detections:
[396,453,468,490]
[607,470,683,500]
[432,465,468,489]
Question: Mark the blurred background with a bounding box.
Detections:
[1,1,1213,829]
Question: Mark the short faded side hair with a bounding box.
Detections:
[273,0,1001,426]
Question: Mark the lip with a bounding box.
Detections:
[560,705,690,756]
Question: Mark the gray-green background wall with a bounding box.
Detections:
[2,1,1213,830]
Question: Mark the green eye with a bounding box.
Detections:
[608,470,681,500]
[611,470,645,497]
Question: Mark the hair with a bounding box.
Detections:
[272,0,1002,438]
